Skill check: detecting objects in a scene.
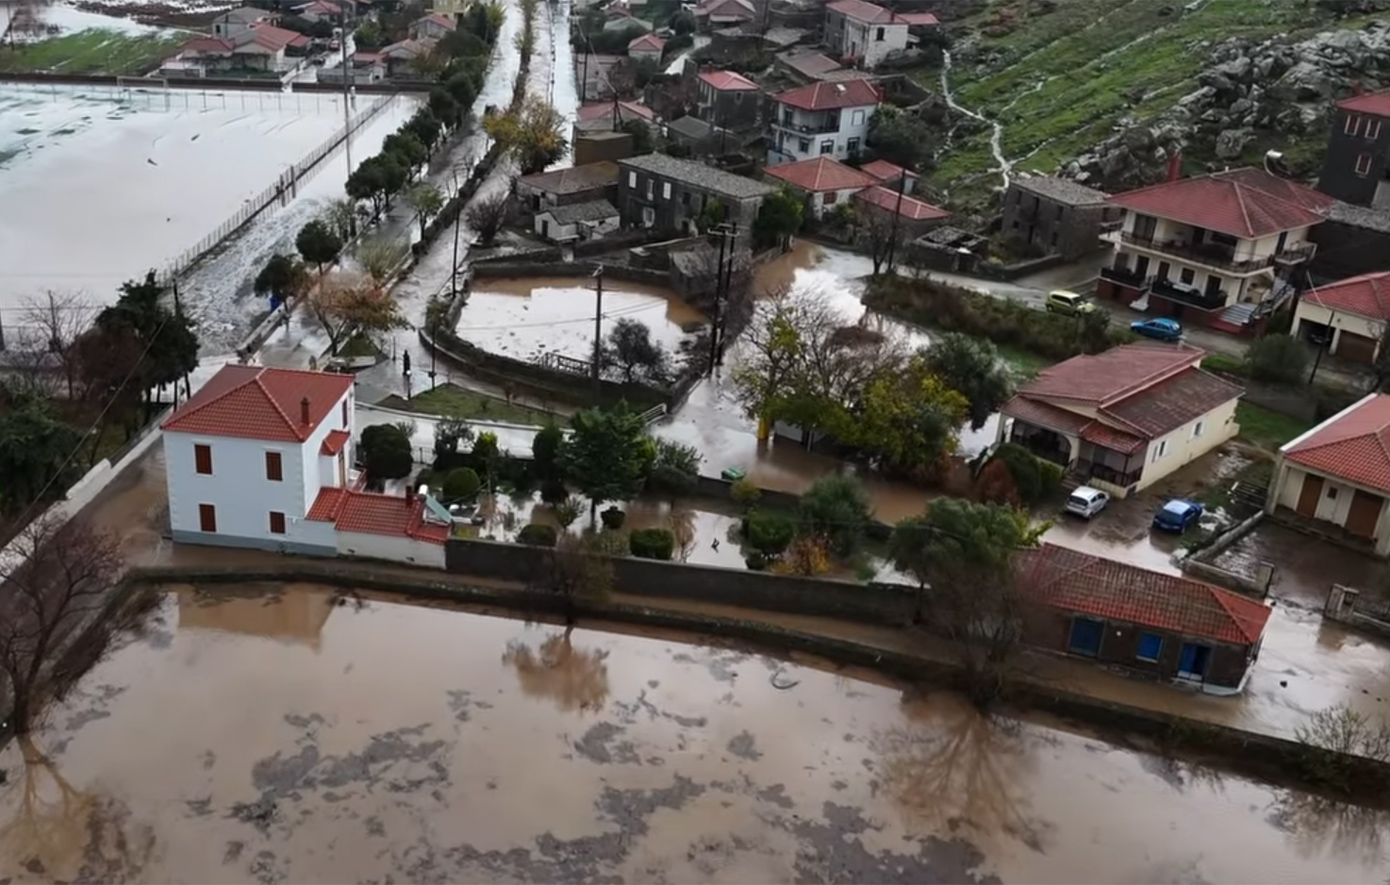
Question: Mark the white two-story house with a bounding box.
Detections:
[767,78,880,165]
[822,0,937,69]
[162,365,448,566]
[1098,167,1333,335]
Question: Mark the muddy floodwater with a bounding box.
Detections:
[457,277,706,362]
[1,585,1386,884]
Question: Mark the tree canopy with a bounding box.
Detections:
[753,187,805,249]
[91,272,199,395]
[799,473,873,556]
[253,254,309,303]
[308,273,408,355]
[560,406,648,518]
[866,106,935,171]
[920,334,1014,431]
[602,318,670,384]
[483,96,569,175]
[296,219,343,272]
[359,423,413,482]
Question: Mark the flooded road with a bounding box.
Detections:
[0,584,1385,883]
[458,276,706,362]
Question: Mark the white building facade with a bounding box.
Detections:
[767,79,880,164]
[823,0,909,68]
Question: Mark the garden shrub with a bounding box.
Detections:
[745,510,795,557]
[629,527,675,560]
[645,439,701,496]
[745,551,768,571]
[532,423,565,481]
[443,467,481,501]
[600,506,626,530]
[1245,334,1308,386]
[540,478,569,504]
[799,474,872,556]
[730,477,761,510]
[517,523,558,547]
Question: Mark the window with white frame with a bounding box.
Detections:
[1346,114,1362,136]
[1356,152,1374,175]
[1151,439,1169,462]
[851,109,865,126]
[1368,119,1384,139]
[662,182,672,200]
[820,140,834,155]
[1191,420,1205,439]
[628,171,637,188]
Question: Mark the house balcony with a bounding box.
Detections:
[1099,265,1147,289]
[771,117,839,135]
[1098,218,1123,233]
[1273,242,1317,265]
[1009,426,1072,468]
[1077,460,1142,489]
[1148,277,1229,311]
[1120,232,1274,274]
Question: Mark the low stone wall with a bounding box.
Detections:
[470,259,671,291]
[973,253,1066,282]
[1181,512,1270,598]
[441,536,919,625]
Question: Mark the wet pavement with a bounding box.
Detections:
[1213,521,1390,612]
[1,583,1387,883]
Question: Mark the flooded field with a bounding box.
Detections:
[456,276,707,362]
[0,584,1385,883]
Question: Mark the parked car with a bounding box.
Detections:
[1130,317,1183,341]
[1153,499,1204,532]
[1045,290,1097,316]
[1065,486,1109,519]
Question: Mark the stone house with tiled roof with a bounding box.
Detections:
[1018,544,1272,693]
[1001,175,1117,262]
[616,153,774,232]
[1292,270,1390,364]
[161,365,448,567]
[696,69,762,131]
[1267,393,1390,556]
[997,343,1243,498]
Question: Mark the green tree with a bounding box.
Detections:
[866,106,935,172]
[408,182,445,239]
[94,272,198,400]
[428,88,462,129]
[670,8,696,34]
[798,474,873,557]
[561,406,648,522]
[753,186,804,250]
[253,253,308,303]
[434,416,475,463]
[848,353,968,475]
[443,71,479,115]
[621,118,653,154]
[920,334,1014,431]
[296,219,343,273]
[359,423,414,483]
[745,510,796,558]
[443,466,481,500]
[645,438,700,496]
[403,109,444,155]
[532,423,565,481]
[309,273,408,355]
[0,395,83,514]
[1246,333,1309,385]
[602,318,669,384]
[382,131,427,175]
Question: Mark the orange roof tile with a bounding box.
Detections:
[307,487,448,543]
[698,69,759,91]
[1019,343,1205,405]
[1305,271,1390,321]
[772,78,880,110]
[1339,89,1390,118]
[1019,544,1272,646]
[1283,394,1390,493]
[321,429,351,456]
[764,156,877,192]
[161,365,353,443]
[860,158,914,182]
[853,185,949,221]
[629,32,665,52]
[1108,167,1334,240]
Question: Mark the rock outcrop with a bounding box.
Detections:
[1064,20,1390,191]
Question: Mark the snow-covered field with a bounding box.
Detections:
[0,85,418,351]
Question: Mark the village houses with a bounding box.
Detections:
[767,78,880,164]
[822,0,938,69]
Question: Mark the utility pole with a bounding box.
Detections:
[716,222,736,367]
[884,170,908,275]
[592,265,604,398]
[1309,309,1336,385]
[707,225,728,374]
[341,5,354,177]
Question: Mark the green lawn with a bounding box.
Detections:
[1236,401,1312,453]
[0,29,186,76]
[995,344,1054,381]
[379,383,555,425]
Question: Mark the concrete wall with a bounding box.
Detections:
[442,536,920,625]
[1294,300,1384,360]
[1136,397,1240,492]
[337,531,446,569]
[1318,108,1390,207]
[1272,462,1390,552]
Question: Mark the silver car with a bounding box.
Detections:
[1065,486,1109,519]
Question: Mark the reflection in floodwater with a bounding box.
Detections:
[177,585,335,649]
[1273,790,1390,866]
[502,628,611,714]
[0,738,154,883]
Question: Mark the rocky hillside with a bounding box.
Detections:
[923,0,1390,207]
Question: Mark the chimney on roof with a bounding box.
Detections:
[1166,150,1182,183]
[301,396,311,425]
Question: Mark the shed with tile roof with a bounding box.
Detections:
[1293,271,1390,364]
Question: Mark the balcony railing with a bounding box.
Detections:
[1100,265,1146,288]
[1080,461,1142,488]
[1149,277,1228,311]
[1009,429,1071,468]
[1121,232,1274,274]
[1098,218,1123,233]
[1273,242,1316,264]
[772,117,839,135]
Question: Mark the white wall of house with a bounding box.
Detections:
[768,102,874,163]
[1272,464,1390,554]
[1293,301,1385,358]
[825,13,908,67]
[534,212,620,242]
[1134,398,1240,491]
[336,531,446,568]
[791,186,866,218]
[630,46,662,64]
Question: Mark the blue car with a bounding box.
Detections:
[1130,317,1183,341]
[1153,499,1204,533]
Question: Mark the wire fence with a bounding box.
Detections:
[152,92,401,287]
[0,80,360,115]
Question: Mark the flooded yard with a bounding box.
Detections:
[0,584,1386,883]
[456,277,706,363]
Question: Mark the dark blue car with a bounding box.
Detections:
[1130,317,1183,341]
[1153,499,1204,532]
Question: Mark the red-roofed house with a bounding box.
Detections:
[410,12,456,40]
[1293,271,1390,364]
[1268,393,1390,555]
[998,342,1243,497]
[763,156,877,218]
[161,365,448,566]
[1098,167,1332,335]
[165,21,310,73]
[852,184,950,237]
[823,0,936,68]
[628,32,665,64]
[696,69,762,130]
[1018,544,1271,692]
[768,79,880,164]
[294,0,342,23]
[859,158,917,189]
[695,0,755,27]
[1318,87,1390,209]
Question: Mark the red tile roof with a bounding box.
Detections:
[1305,271,1390,321]
[1020,343,1205,405]
[1339,89,1390,118]
[696,0,755,17]
[420,12,455,29]
[827,0,897,23]
[1099,368,1243,438]
[1019,544,1272,646]
[853,185,949,221]
[321,429,351,456]
[306,487,448,544]
[698,69,759,91]
[241,23,309,51]
[181,35,235,54]
[576,100,656,122]
[898,10,939,25]
[1283,394,1390,493]
[860,158,914,182]
[1108,167,1334,240]
[773,78,880,110]
[1078,420,1146,455]
[1000,395,1091,436]
[162,365,353,443]
[629,32,665,52]
[764,156,877,192]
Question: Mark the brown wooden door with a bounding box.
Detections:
[1346,489,1385,539]
[1296,474,1324,518]
[1338,331,1379,364]
[198,504,217,533]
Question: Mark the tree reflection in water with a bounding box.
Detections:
[502,627,611,713]
[873,694,1047,851]
[0,737,154,882]
[1270,790,1390,867]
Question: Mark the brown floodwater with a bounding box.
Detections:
[456,277,707,363]
[0,585,1386,883]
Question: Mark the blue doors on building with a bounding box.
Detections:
[1178,642,1212,680]
[1068,617,1104,656]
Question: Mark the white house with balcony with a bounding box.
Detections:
[822,0,937,69]
[767,79,880,164]
[1097,167,1333,335]
[161,365,448,568]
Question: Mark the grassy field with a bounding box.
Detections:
[0,29,186,76]
[379,383,556,425]
[1236,401,1312,452]
[926,0,1379,205]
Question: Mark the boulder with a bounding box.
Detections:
[1215,128,1253,160]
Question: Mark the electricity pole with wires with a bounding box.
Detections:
[707,222,735,374]
[591,264,605,398]
[883,171,909,275]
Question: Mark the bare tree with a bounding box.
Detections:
[307,272,408,355]
[501,629,610,713]
[0,516,123,734]
[537,532,620,626]
[466,191,512,247]
[19,291,96,398]
[355,240,408,286]
[858,202,908,277]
